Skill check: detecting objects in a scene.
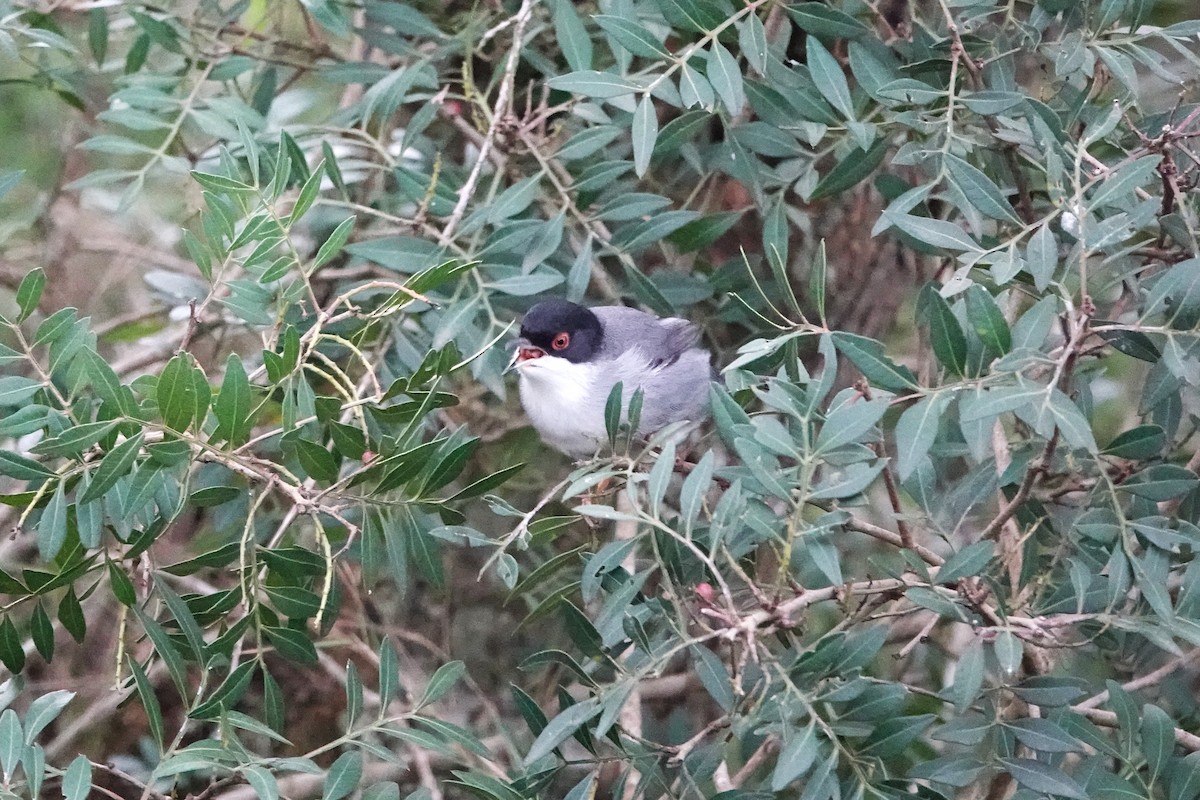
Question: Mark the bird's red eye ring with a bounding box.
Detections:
[552,332,570,351]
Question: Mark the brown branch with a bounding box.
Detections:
[938,0,1034,223]
[858,382,913,548]
[731,735,778,786]
[843,516,944,567]
[1075,648,1200,711]
[979,421,1059,543]
[1074,707,1200,752]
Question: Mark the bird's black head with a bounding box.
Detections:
[517,299,603,364]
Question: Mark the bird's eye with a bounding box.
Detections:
[552,332,570,351]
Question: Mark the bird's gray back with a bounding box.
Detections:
[585,305,711,433]
[591,306,701,364]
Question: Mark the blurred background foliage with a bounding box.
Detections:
[2,0,1200,798]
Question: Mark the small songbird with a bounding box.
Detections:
[508,298,713,458]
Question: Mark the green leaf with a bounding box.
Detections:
[552,0,592,72]
[524,698,601,765]
[1012,676,1087,706]
[632,96,657,178]
[999,757,1087,799]
[1142,703,1174,781]
[1046,389,1098,453]
[1120,465,1200,501]
[24,690,73,745]
[658,0,729,33]
[0,376,42,407]
[994,630,1022,676]
[810,461,885,500]
[950,638,984,710]
[816,397,889,453]
[33,308,77,347]
[418,661,466,709]
[155,580,206,663]
[594,16,669,59]
[1025,223,1058,291]
[1170,752,1200,800]
[0,618,22,674]
[127,655,164,748]
[964,285,1012,360]
[806,36,854,119]
[214,353,253,447]
[810,138,888,200]
[680,62,715,109]
[691,645,734,711]
[787,3,869,39]
[680,450,714,536]
[883,210,982,252]
[895,393,950,479]
[944,154,1021,224]
[191,170,253,193]
[763,195,802,316]
[0,451,54,481]
[30,601,54,661]
[107,561,136,606]
[771,723,818,789]
[295,439,339,484]
[937,541,994,585]
[243,766,279,800]
[830,331,919,391]
[63,754,92,800]
[323,750,362,800]
[1103,425,1166,459]
[960,90,1025,115]
[446,772,524,800]
[0,710,18,782]
[58,588,85,643]
[158,353,202,432]
[739,13,768,75]
[190,659,257,719]
[264,625,318,664]
[860,714,936,757]
[810,239,828,324]
[377,638,401,707]
[81,348,127,413]
[1007,717,1085,753]
[918,285,969,375]
[604,381,624,444]
[707,42,744,115]
[668,210,744,253]
[288,159,324,225]
[1089,154,1160,210]
[547,71,640,99]
[79,431,145,504]
[15,268,46,322]
[313,216,356,270]
[37,481,68,561]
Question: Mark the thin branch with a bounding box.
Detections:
[439,0,536,244]
[1075,648,1200,711]
[979,428,1058,542]
[843,516,945,567]
[1074,706,1200,752]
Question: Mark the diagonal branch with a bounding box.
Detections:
[439,0,536,245]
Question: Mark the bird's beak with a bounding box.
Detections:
[505,337,545,374]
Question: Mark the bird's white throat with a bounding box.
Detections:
[516,356,604,456]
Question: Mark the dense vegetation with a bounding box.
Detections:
[2,0,1200,797]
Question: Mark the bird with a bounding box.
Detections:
[508,298,713,458]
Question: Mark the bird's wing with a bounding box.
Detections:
[592,306,703,368]
[650,317,702,369]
